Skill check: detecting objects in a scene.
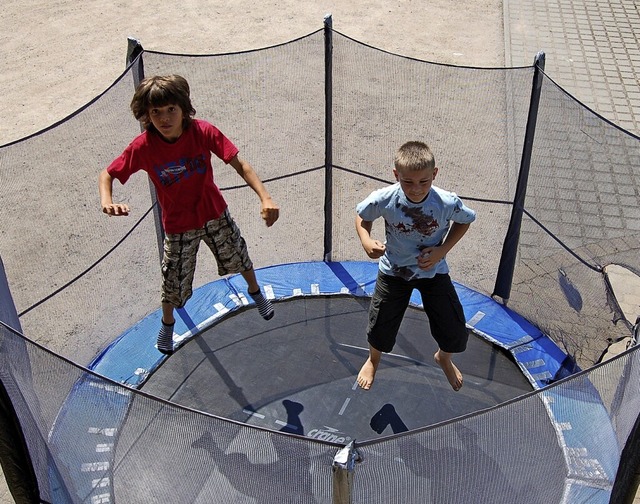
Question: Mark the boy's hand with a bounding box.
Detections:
[260,199,279,227]
[417,246,445,270]
[363,239,386,259]
[102,203,130,216]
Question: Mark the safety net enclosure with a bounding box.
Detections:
[1,19,639,504]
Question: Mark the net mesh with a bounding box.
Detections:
[508,76,640,365]
[0,27,638,503]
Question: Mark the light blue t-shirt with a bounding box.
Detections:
[356,183,476,280]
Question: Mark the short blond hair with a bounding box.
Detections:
[394,141,435,172]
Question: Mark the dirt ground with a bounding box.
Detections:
[0,1,507,503]
[0,0,506,360]
[0,0,504,147]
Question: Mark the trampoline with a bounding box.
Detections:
[90,261,541,442]
[47,261,616,504]
[0,18,639,504]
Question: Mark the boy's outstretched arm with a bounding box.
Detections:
[98,169,130,216]
[417,222,470,270]
[229,155,279,227]
[356,215,386,259]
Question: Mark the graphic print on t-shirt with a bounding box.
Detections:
[154,154,207,187]
[394,205,440,236]
[387,205,444,280]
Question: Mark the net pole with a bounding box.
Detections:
[609,324,640,504]
[323,14,334,262]
[332,441,360,504]
[126,36,144,74]
[126,37,165,265]
[492,51,545,302]
[0,257,42,504]
[610,409,640,503]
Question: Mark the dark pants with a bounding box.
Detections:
[367,271,468,354]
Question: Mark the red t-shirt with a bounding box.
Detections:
[107,119,239,233]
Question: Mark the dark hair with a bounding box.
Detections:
[130,75,196,132]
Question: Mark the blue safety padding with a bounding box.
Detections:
[89,261,568,390]
[48,374,131,504]
[540,381,621,503]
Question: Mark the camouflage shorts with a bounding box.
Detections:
[161,209,253,308]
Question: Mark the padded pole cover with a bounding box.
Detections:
[0,256,41,504]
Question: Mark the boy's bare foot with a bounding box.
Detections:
[357,358,377,390]
[434,350,463,391]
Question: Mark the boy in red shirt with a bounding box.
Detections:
[99,74,279,354]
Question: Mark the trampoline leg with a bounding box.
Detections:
[332,441,360,504]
